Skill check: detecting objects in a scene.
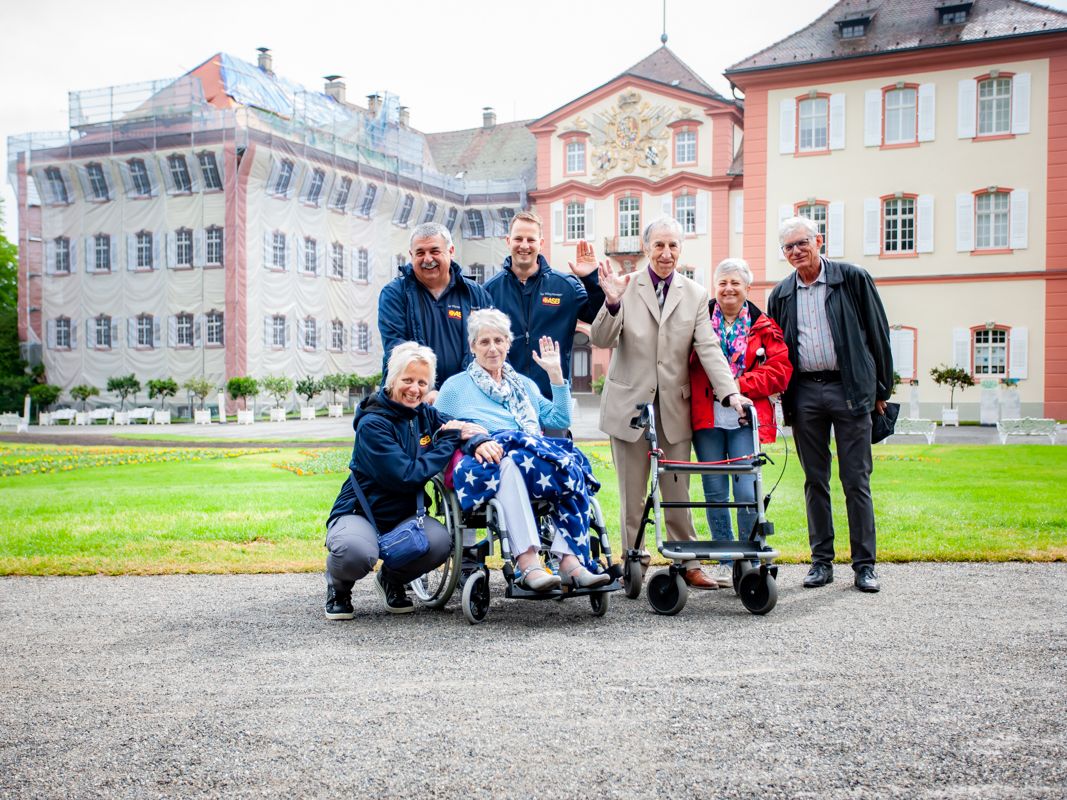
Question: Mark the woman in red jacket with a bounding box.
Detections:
[689,258,793,587]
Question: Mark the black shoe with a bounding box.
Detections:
[325,586,354,620]
[803,562,834,588]
[854,565,881,593]
[374,570,414,614]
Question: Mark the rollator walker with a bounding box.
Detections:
[623,402,780,616]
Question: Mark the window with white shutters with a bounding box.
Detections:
[198,152,222,190]
[206,311,224,346]
[973,327,1008,377]
[137,314,154,348]
[675,195,696,234]
[136,232,153,269]
[167,155,193,193]
[798,97,829,152]
[175,229,193,267]
[356,249,370,282]
[54,237,71,273]
[128,159,152,196]
[331,176,352,210]
[565,202,584,241]
[206,227,223,266]
[86,163,110,200]
[357,183,377,216]
[176,313,194,347]
[883,197,916,254]
[976,192,1010,249]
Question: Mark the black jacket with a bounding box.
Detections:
[767,258,893,423]
[327,390,460,531]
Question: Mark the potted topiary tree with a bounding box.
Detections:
[107,374,141,424]
[260,375,295,422]
[929,364,975,426]
[226,376,259,424]
[146,377,179,424]
[321,373,348,417]
[295,377,322,420]
[183,377,214,423]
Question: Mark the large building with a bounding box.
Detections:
[8,0,1067,419]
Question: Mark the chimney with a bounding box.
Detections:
[482,106,497,128]
[367,93,382,115]
[324,75,345,104]
[256,47,273,74]
[399,106,410,127]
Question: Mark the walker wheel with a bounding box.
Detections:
[738,570,777,616]
[646,571,688,616]
[461,571,490,624]
[589,591,610,617]
[623,559,644,600]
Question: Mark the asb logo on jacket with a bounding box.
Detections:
[541,294,561,307]
[419,434,431,446]
[447,307,463,320]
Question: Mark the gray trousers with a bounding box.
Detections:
[791,378,876,570]
[325,514,452,590]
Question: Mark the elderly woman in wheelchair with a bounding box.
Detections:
[435,308,611,594]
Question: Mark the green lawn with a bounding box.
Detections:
[1,441,1064,575]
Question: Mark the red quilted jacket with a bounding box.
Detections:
[689,301,793,444]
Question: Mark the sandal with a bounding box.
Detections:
[562,565,611,589]
[516,565,560,592]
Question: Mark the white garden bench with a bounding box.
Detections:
[88,408,114,424]
[891,418,937,444]
[128,407,155,424]
[995,418,1058,445]
[0,413,28,433]
[50,408,76,425]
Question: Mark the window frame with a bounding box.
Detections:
[396,194,415,226]
[357,183,377,217]
[330,242,344,280]
[305,168,326,206]
[197,151,223,191]
[205,311,224,347]
[44,167,70,205]
[330,176,352,211]
[167,154,193,193]
[55,317,72,350]
[465,209,486,239]
[271,159,295,196]
[270,232,287,270]
[302,237,318,276]
[135,231,154,270]
[974,189,1012,252]
[95,315,112,349]
[205,226,224,267]
[136,314,154,349]
[881,193,918,257]
[128,159,152,197]
[355,249,370,283]
[54,237,71,274]
[564,137,587,176]
[175,228,193,268]
[93,234,112,272]
[421,200,438,224]
[302,317,317,350]
[330,320,345,352]
[564,201,585,243]
[796,93,831,154]
[882,84,919,147]
[271,315,286,349]
[86,162,110,201]
[674,193,697,236]
[355,322,370,353]
[175,312,195,348]
[673,127,697,166]
[617,195,641,240]
[976,73,1014,139]
[972,324,1010,379]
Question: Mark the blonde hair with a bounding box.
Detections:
[508,210,543,236]
[384,342,437,394]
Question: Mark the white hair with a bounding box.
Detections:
[642,216,684,248]
[714,258,754,287]
[778,215,819,244]
[384,341,437,394]
[409,221,453,250]
[466,308,514,349]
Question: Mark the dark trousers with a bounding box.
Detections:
[325,514,452,590]
[791,378,876,570]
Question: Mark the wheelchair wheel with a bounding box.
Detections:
[647,571,687,616]
[461,570,490,625]
[623,559,643,600]
[410,475,462,609]
[589,591,610,618]
[738,570,777,616]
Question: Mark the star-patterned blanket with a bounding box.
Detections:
[452,431,601,571]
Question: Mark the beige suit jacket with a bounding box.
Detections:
[590,269,738,444]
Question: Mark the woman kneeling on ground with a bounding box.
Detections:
[435,308,609,592]
[324,342,485,618]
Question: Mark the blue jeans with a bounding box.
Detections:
[692,426,758,565]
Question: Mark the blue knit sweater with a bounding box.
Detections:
[435,372,571,432]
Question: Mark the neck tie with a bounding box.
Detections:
[656,279,666,310]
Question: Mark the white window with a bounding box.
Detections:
[796,203,828,255]
[167,155,192,193]
[883,197,916,254]
[136,231,153,269]
[974,328,1008,377]
[45,167,70,204]
[356,248,370,282]
[840,21,866,38]
[884,88,917,145]
[206,311,224,346]
[565,202,585,241]
[445,207,458,231]
[941,8,968,24]
[331,242,344,278]
[421,201,438,224]
[54,237,71,273]
[175,228,193,267]
[305,169,326,205]
[271,315,286,348]
[330,320,344,351]
[675,195,696,234]
[95,315,112,349]
[976,192,1010,249]
[465,209,485,238]
[128,159,152,196]
[978,78,1012,136]
[175,313,194,347]
[798,97,829,152]
[272,232,287,269]
[566,140,585,173]
[497,208,514,235]
[618,197,640,238]
[197,152,222,190]
[206,227,223,266]
[331,176,352,210]
[94,234,111,272]
[137,314,154,348]
[675,130,696,164]
[86,163,110,200]
[303,317,317,349]
[270,159,295,195]
[397,194,415,226]
[356,322,370,353]
[304,237,318,274]
[55,318,71,349]
[358,183,377,216]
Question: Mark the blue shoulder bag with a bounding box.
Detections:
[347,470,429,570]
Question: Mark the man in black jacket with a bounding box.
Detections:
[767,216,892,593]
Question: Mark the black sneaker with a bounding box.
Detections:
[374,570,414,614]
[325,586,354,620]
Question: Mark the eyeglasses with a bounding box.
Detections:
[781,238,812,254]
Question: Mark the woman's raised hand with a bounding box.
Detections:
[598,261,630,305]
[531,336,565,385]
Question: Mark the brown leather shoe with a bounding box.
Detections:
[683,567,720,590]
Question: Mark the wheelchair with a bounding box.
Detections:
[622,403,781,616]
[409,473,623,624]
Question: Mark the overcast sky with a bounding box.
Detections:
[4,0,1067,239]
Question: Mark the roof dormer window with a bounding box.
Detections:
[938,3,972,25]
[836,14,871,39]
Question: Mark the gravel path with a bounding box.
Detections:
[2,564,1065,799]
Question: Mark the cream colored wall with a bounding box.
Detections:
[764,58,1050,280]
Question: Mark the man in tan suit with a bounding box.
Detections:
[591,217,746,589]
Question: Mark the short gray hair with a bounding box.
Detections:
[384,341,437,394]
[409,221,453,250]
[778,215,819,244]
[466,308,514,350]
[714,258,753,287]
[642,216,684,248]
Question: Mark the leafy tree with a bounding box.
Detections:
[28,383,61,413]
[0,374,32,413]
[929,364,975,410]
[107,374,141,410]
[146,377,179,410]
[260,375,294,408]
[320,373,348,405]
[295,376,321,406]
[183,377,213,410]
[70,384,99,411]
[226,376,259,410]
[0,202,23,382]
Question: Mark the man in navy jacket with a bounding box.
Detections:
[378,222,491,394]
[483,211,605,399]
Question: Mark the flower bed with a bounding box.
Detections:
[0,444,271,478]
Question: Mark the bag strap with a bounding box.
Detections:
[351,414,426,530]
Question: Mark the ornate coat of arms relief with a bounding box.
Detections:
[583,91,671,182]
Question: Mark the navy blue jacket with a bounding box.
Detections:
[483,255,605,398]
[327,390,460,531]
[378,262,492,388]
